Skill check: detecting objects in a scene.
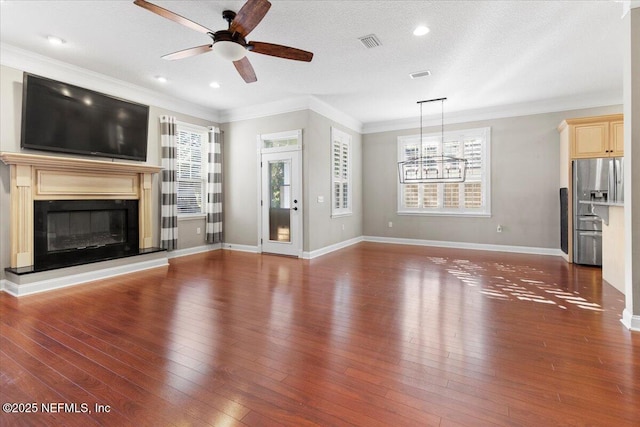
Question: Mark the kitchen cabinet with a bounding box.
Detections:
[563,114,624,158]
[610,120,624,157]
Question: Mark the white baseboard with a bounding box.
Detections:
[621,308,640,332]
[219,236,561,260]
[2,254,168,297]
[362,235,564,257]
[222,238,363,259]
[222,243,259,253]
[303,237,364,259]
[167,243,222,259]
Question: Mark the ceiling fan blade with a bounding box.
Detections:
[233,57,257,83]
[134,0,213,35]
[249,42,313,62]
[229,0,271,38]
[162,44,213,60]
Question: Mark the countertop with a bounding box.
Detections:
[578,200,623,225]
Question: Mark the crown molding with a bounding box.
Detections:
[219,95,363,133]
[0,43,219,122]
[218,96,309,124]
[308,97,363,133]
[219,88,621,136]
[622,0,640,15]
[361,92,622,134]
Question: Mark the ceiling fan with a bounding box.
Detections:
[133,0,313,83]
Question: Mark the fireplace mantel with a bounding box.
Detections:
[1,152,162,269]
[0,152,162,173]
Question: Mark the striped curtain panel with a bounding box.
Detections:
[206,127,223,244]
[160,115,178,250]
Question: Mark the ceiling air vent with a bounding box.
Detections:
[409,70,432,79]
[358,34,382,49]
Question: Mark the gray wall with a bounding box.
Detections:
[221,109,362,253]
[221,110,308,248]
[305,111,362,252]
[0,65,216,279]
[363,105,622,250]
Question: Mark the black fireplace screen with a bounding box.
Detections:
[46,210,126,252]
[34,199,139,270]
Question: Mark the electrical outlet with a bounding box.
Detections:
[496,225,503,233]
[317,196,324,203]
[388,221,393,228]
[341,224,345,231]
[196,227,201,235]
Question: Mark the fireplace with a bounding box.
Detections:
[34,200,139,270]
[1,153,166,295]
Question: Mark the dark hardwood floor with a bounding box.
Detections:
[1,242,638,426]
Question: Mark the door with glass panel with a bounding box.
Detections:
[260,135,302,257]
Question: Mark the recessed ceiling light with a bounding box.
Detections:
[209,82,221,89]
[155,76,168,83]
[47,35,65,45]
[413,26,430,36]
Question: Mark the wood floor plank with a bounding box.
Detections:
[0,350,99,427]
[0,326,169,426]
[28,317,249,425]
[281,371,441,426]
[1,242,638,426]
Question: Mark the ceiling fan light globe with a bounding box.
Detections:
[213,40,247,61]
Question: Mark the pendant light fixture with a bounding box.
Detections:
[398,97,467,184]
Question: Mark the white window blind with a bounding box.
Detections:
[176,123,207,215]
[397,127,491,216]
[331,127,352,217]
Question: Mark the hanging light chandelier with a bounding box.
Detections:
[398,97,467,184]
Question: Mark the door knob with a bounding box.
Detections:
[293,207,298,211]
[294,199,298,204]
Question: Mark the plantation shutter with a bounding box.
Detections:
[331,128,352,216]
[397,128,490,215]
[463,138,483,208]
[176,126,205,214]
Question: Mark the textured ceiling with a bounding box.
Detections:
[0,1,628,128]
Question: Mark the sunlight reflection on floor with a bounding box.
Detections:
[428,257,604,312]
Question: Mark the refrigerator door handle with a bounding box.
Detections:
[614,157,624,203]
[578,231,602,237]
[608,158,616,202]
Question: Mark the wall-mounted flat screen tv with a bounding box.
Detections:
[21,73,149,161]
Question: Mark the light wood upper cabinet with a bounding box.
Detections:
[610,120,624,157]
[559,114,624,159]
[573,122,609,158]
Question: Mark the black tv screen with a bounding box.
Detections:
[21,73,149,161]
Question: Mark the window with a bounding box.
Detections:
[397,127,491,216]
[176,122,207,215]
[331,127,352,217]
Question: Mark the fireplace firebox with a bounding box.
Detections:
[34,200,139,270]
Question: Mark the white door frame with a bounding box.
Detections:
[257,129,303,257]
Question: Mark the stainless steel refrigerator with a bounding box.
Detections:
[573,157,624,266]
